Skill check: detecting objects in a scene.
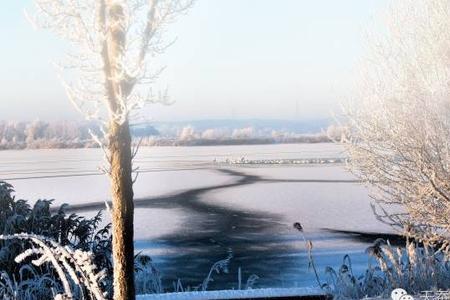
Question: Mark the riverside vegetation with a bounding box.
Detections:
[0,181,261,299]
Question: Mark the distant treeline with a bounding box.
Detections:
[0,120,161,150]
[0,120,95,150]
[138,124,344,146]
[0,120,343,150]
[139,135,332,147]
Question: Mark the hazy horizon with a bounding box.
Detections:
[1,0,389,122]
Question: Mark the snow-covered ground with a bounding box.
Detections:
[0,143,388,291]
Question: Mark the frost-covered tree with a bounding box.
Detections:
[231,127,254,139]
[326,124,345,142]
[345,0,450,250]
[25,119,48,144]
[201,128,227,140]
[29,0,193,299]
[178,126,196,141]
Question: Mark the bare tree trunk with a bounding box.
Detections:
[109,120,135,300]
[31,1,193,298]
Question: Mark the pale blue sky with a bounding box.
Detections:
[0,0,389,121]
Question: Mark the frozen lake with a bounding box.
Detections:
[0,143,393,290]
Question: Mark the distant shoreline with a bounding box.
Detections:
[0,137,334,151]
[0,119,342,150]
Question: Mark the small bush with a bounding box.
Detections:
[0,181,113,299]
[325,239,450,299]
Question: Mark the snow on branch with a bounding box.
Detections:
[29,0,194,182]
[0,233,107,300]
[343,0,450,249]
[29,0,194,128]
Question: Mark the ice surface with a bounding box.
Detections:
[137,287,324,299]
[0,147,231,207]
[6,169,230,207]
[203,167,390,234]
[0,144,388,290]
